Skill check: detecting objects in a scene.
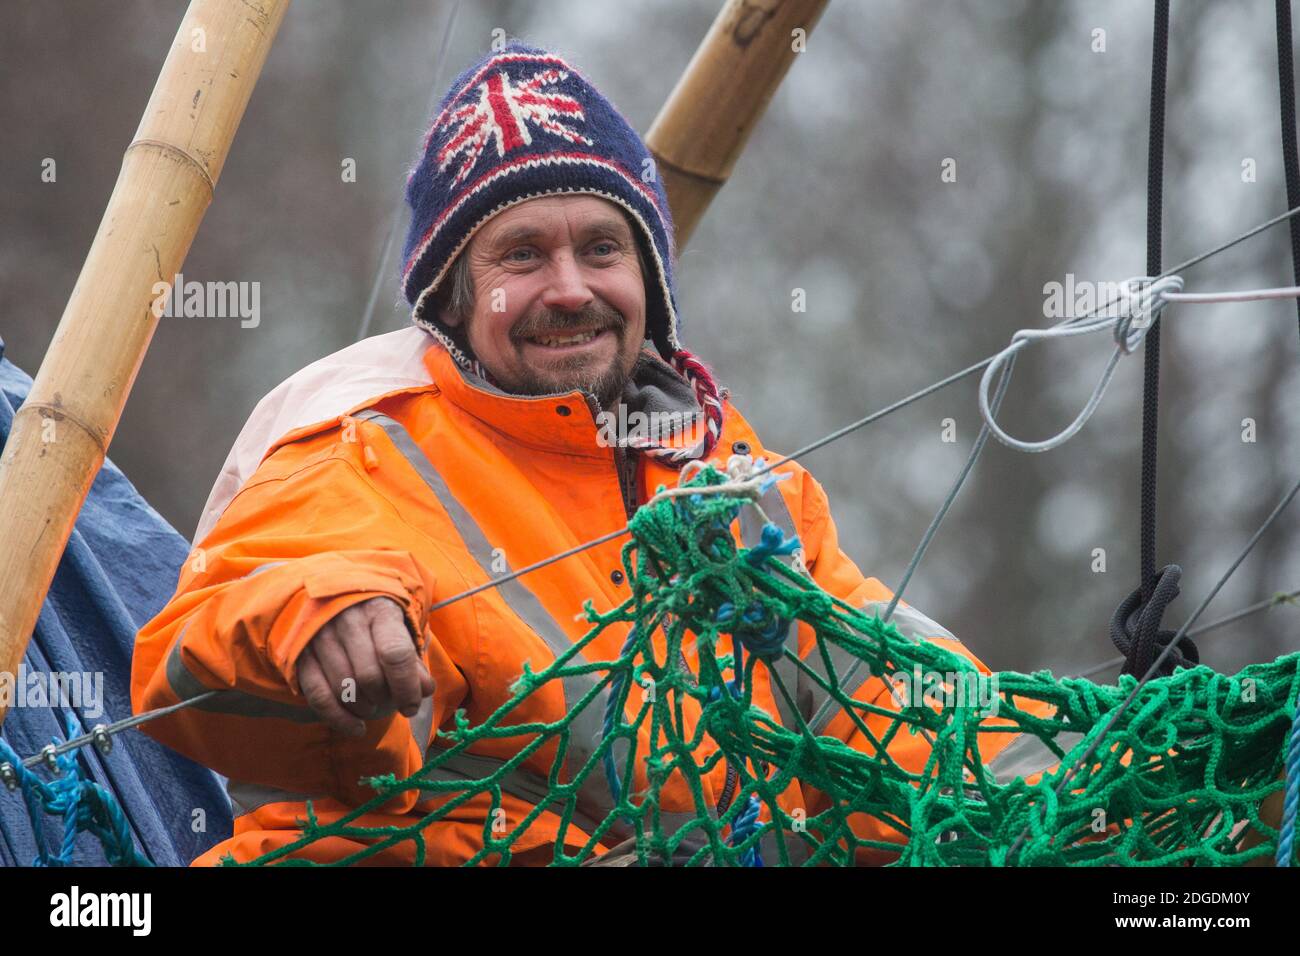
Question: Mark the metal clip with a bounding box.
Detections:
[0,762,18,792]
[40,744,60,774]
[91,724,113,757]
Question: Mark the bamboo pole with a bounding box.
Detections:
[0,0,289,728]
[646,0,829,249]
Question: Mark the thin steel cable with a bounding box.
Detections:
[2,691,220,776]
[883,353,1017,622]
[356,1,461,342]
[976,278,1300,454]
[804,353,1018,739]
[1162,284,1300,303]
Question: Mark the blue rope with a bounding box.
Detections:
[744,521,802,568]
[728,793,765,867]
[1276,695,1300,866]
[716,599,787,660]
[710,520,802,662]
[0,716,151,867]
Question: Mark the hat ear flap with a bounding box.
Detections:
[620,208,678,361]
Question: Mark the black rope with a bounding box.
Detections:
[1139,0,1168,597]
[1110,0,1198,677]
[1108,564,1197,676]
[1277,0,1300,335]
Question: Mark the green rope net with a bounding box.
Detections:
[230,465,1300,867]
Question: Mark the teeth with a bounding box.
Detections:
[535,330,600,347]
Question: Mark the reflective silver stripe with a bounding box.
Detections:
[408,694,435,752]
[737,481,802,737]
[226,778,323,816]
[985,730,1080,786]
[872,600,961,646]
[165,625,319,723]
[808,599,962,736]
[353,410,621,830]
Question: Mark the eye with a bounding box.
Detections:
[505,247,536,263]
[588,240,619,257]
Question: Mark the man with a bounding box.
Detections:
[132,41,1042,866]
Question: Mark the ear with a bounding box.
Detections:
[433,284,464,328]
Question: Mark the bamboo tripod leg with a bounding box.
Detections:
[646,0,829,249]
[0,0,290,728]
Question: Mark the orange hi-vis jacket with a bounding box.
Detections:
[132,329,1055,866]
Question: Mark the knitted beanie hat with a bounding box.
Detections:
[399,41,722,464]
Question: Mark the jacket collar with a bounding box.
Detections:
[422,342,704,459]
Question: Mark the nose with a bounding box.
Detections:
[540,251,594,313]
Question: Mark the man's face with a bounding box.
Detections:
[442,195,647,409]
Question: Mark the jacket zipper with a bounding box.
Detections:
[587,394,737,816]
[583,393,640,522]
[613,444,639,521]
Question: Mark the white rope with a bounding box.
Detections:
[653,454,789,521]
[978,276,1299,454]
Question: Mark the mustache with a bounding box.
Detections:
[511,303,625,342]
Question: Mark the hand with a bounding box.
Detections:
[295,596,433,736]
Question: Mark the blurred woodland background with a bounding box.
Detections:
[2,0,1297,678]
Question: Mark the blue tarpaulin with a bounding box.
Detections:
[0,337,232,866]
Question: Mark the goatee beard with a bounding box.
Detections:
[509,348,632,409]
[503,303,633,408]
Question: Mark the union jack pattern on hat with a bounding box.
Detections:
[400,40,723,465]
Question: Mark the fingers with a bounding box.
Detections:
[366,599,430,718]
[310,620,374,721]
[296,645,365,737]
[333,603,391,717]
[297,597,434,735]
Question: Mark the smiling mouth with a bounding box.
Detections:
[523,328,612,349]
